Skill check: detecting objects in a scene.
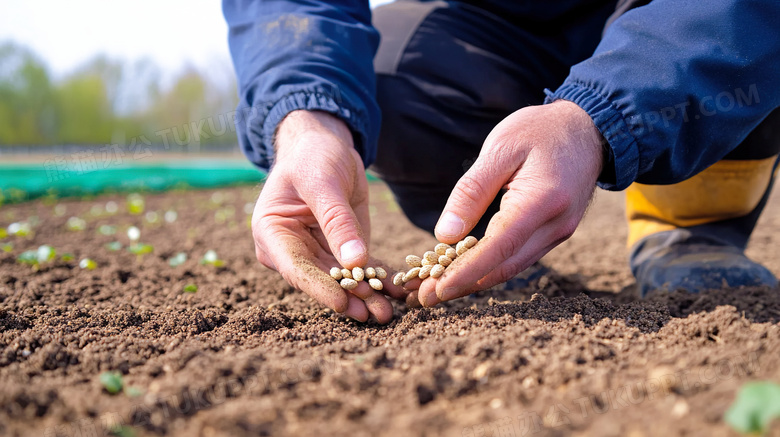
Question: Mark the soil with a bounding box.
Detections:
[1,184,779,437]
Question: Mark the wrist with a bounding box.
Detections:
[551,100,606,178]
[275,110,354,162]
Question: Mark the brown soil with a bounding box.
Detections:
[1,184,779,437]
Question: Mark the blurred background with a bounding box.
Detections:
[0,0,392,201]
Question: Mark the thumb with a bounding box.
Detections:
[435,158,512,244]
[309,190,369,269]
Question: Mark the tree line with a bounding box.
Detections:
[0,41,239,147]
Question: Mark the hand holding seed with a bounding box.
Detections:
[419,101,605,306]
[250,110,407,323]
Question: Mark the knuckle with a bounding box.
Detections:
[543,186,573,218]
[557,217,580,241]
[319,203,356,241]
[453,173,491,207]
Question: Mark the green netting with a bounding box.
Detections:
[0,159,381,204]
[0,160,266,204]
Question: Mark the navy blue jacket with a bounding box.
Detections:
[224,0,780,191]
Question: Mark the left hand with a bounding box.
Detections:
[409,100,606,307]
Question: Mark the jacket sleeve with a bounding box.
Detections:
[546,0,780,191]
[223,0,380,171]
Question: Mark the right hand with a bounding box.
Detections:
[251,110,407,323]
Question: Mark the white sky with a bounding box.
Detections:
[0,0,394,83]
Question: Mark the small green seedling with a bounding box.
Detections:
[128,243,154,256]
[109,425,136,437]
[98,225,117,236]
[0,227,7,239]
[169,252,187,267]
[725,381,780,436]
[106,241,122,251]
[19,245,57,268]
[183,284,198,293]
[200,250,224,267]
[127,194,145,215]
[1,243,12,253]
[145,211,159,224]
[79,258,97,270]
[7,222,31,237]
[61,253,75,262]
[66,217,87,231]
[100,371,123,394]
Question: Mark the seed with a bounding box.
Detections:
[464,236,478,248]
[438,255,452,267]
[330,267,343,280]
[352,267,365,282]
[430,264,445,278]
[365,267,376,279]
[392,272,405,286]
[403,267,421,283]
[368,278,383,290]
[418,264,433,279]
[446,248,458,259]
[340,278,358,290]
[375,267,387,279]
[341,268,353,279]
[456,241,468,256]
[405,255,422,268]
[421,258,435,266]
[423,251,438,264]
[434,243,451,256]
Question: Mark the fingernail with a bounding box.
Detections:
[424,292,440,308]
[340,239,365,264]
[436,211,465,238]
[439,286,459,301]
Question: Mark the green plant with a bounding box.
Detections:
[99,371,123,394]
[1,242,12,253]
[725,381,780,436]
[127,194,145,215]
[200,250,224,267]
[109,425,136,437]
[18,245,56,268]
[183,284,198,293]
[0,227,7,239]
[98,225,117,236]
[7,222,31,237]
[169,252,187,267]
[128,243,153,256]
[105,241,122,251]
[61,253,75,262]
[66,216,87,231]
[164,210,178,223]
[79,258,97,270]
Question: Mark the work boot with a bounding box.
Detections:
[626,109,780,296]
[630,230,777,297]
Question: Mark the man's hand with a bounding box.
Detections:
[251,110,406,323]
[411,100,605,307]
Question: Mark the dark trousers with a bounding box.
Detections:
[371,0,780,252]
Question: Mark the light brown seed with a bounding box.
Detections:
[365,267,376,279]
[340,278,358,290]
[352,267,365,281]
[341,268,353,279]
[375,267,387,279]
[368,278,383,290]
[403,267,421,283]
[456,241,468,256]
[421,258,435,267]
[423,251,438,263]
[430,264,445,278]
[434,243,451,256]
[418,264,433,279]
[392,272,405,286]
[464,236,478,248]
[438,255,452,267]
[445,248,458,259]
[329,267,343,280]
[405,255,422,268]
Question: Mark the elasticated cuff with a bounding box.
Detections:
[545,83,640,191]
[248,90,372,171]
